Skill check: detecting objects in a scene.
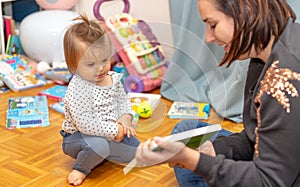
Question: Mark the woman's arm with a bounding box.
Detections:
[213,130,254,160]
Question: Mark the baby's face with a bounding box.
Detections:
[76,47,111,85]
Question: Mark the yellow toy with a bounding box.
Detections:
[137,101,152,118]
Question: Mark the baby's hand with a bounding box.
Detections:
[117,114,137,138]
[114,123,125,142]
[122,124,137,138]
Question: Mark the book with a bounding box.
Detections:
[167,102,211,119]
[0,55,36,75]
[49,101,65,114]
[44,70,72,83]
[6,96,50,129]
[128,92,161,111]
[123,124,222,175]
[6,35,25,55]
[0,55,47,92]
[1,71,49,92]
[0,86,10,93]
[4,16,12,43]
[38,85,67,101]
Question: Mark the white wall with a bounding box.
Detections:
[75,0,174,60]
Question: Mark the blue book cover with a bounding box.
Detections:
[44,70,72,83]
[6,96,50,129]
[6,35,25,55]
[49,101,65,115]
[38,85,67,101]
[167,102,211,119]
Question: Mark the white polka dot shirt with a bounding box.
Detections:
[62,71,132,140]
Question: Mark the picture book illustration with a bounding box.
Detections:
[1,71,49,92]
[168,102,211,119]
[6,35,25,55]
[0,55,48,92]
[6,96,50,129]
[0,55,35,75]
[38,85,67,101]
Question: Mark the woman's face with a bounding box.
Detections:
[198,0,234,53]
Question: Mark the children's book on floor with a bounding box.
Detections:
[167,101,211,119]
[38,85,67,101]
[0,55,49,92]
[49,101,65,115]
[1,71,49,92]
[44,70,72,83]
[0,80,10,93]
[6,96,50,129]
[123,124,221,175]
[128,92,161,111]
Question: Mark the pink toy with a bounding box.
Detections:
[35,0,79,10]
[93,0,130,22]
[95,0,169,92]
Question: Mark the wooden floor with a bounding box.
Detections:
[0,84,244,187]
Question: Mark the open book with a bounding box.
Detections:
[123,124,221,175]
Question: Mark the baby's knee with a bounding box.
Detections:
[83,141,110,158]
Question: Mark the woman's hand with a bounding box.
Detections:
[135,137,200,171]
[197,140,216,156]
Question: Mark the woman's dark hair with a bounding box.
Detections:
[213,0,296,66]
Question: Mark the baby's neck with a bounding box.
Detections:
[96,74,112,86]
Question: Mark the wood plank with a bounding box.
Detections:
[0,84,244,186]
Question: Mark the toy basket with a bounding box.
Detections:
[94,0,169,92]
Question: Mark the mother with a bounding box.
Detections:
[135,0,300,186]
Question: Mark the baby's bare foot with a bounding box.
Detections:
[68,170,86,186]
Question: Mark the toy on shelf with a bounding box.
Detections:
[94,0,169,92]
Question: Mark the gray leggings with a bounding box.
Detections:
[60,130,140,175]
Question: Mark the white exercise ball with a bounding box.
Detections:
[19,10,79,63]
